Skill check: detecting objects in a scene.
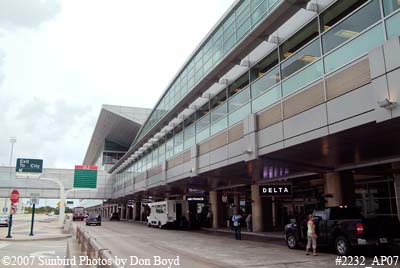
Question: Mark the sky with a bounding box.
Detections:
[0,0,235,169]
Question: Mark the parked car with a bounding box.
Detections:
[110,212,120,221]
[0,214,9,227]
[86,214,101,226]
[285,206,400,255]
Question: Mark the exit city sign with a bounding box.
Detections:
[16,158,43,173]
[73,165,97,188]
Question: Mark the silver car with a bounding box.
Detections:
[0,214,9,227]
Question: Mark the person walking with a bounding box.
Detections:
[305,214,317,256]
[245,213,252,232]
[232,210,242,240]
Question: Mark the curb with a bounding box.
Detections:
[0,234,72,242]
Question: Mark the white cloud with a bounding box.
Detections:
[0,0,235,168]
[0,0,61,29]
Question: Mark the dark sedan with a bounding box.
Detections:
[86,214,101,226]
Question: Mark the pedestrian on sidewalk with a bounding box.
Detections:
[245,213,252,232]
[305,214,318,256]
[232,210,242,240]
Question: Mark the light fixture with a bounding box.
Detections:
[149,138,158,143]
[267,35,280,44]
[218,78,229,85]
[334,29,358,39]
[377,98,397,109]
[306,2,318,12]
[143,143,151,148]
[239,59,251,68]
[202,92,212,99]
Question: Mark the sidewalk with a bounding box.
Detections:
[0,214,72,241]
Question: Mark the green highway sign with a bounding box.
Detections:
[16,158,43,173]
[73,165,97,188]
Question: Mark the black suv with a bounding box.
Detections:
[110,212,120,221]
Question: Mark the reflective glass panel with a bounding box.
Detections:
[282,60,323,96]
[386,10,400,39]
[384,0,400,15]
[228,87,251,112]
[252,85,281,113]
[324,23,384,73]
[322,0,381,53]
[281,39,320,79]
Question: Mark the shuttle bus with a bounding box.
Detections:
[72,206,85,221]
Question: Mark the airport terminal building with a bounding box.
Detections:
[90,0,400,231]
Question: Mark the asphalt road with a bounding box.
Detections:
[78,221,343,268]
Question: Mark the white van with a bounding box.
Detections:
[147,200,188,229]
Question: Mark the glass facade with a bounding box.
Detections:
[134,0,283,145]
[114,0,400,189]
[356,179,398,217]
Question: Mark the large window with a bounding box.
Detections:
[383,0,400,15]
[184,114,196,149]
[210,89,228,123]
[174,124,184,155]
[280,19,319,61]
[165,132,174,159]
[321,0,381,53]
[228,73,249,98]
[195,103,210,133]
[158,142,166,162]
[250,49,279,81]
[280,19,320,80]
[355,179,398,217]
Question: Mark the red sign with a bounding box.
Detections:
[74,165,97,170]
[10,189,20,203]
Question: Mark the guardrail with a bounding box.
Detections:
[75,225,120,268]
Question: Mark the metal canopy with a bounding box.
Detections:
[83,105,151,166]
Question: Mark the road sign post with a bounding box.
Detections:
[29,194,39,236]
[6,189,19,238]
[29,203,36,236]
[6,204,13,239]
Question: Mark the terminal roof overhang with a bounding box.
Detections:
[83,105,151,166]
[110,0,309,173]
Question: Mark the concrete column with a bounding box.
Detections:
[324,172,343,207]
[233,193,239,211]
[394,176,400,222]
[121,204,126,219]
[210,191,220,229]
[135,202,141,221]
[272,197,276,228]
[251,184,263,232]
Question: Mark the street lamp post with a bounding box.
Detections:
[3,137,16,214]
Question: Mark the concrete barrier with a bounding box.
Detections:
[74,225,120,268]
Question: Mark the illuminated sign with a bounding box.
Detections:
[259,185,292,197]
